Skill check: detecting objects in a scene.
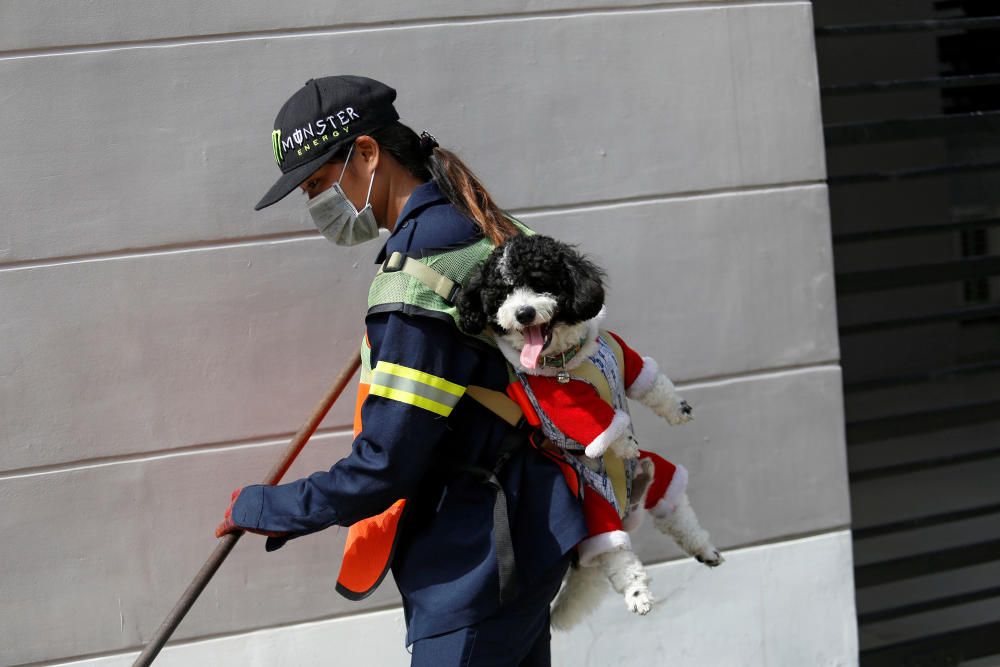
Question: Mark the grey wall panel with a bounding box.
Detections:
[526,184,840,379]
[0,185,835,473]
[0,237,373,473]
[0,366,845,665]
[1,1,707,52]
[47,531,857,667]
[0,432,400,666]
[630,364,850,561]
[0,3,824,263]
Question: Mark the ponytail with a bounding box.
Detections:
[366,121,520,246]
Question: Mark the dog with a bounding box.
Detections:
[456,233,724,628]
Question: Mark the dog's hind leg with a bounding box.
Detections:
[593,548,654,615]
[550,562,608,631]
[651,492,725,567]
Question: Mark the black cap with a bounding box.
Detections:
[254,75,400,211]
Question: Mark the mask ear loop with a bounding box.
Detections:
[363,166,376,208]
[336,141,356,184]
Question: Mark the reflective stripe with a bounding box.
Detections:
[371,371,463,409]
[369,360,466,417]
[375,361,465,397]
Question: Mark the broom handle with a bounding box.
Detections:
[132,353,362,666]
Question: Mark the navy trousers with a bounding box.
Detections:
[409,553,572,667]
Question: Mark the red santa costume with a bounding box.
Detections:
[499,310,690,566]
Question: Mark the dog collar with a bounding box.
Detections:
[538,334,591,370]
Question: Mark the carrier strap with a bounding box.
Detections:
[378,251,460,304]
[447,426,531,605]
[466,385,524,427]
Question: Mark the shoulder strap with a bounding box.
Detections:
[377,251,460,304]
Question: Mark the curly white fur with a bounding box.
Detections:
[496,287,558,333]
[550,563,608,631]
[552,486,723,631]
[494,306,607,376]
[652,492,725,567]
[636,373,694,425]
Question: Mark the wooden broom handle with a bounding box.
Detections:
[132,353,362,666]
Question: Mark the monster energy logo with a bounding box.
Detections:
[272,129,284,166]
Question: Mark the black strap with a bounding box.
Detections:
[447,427,534,604]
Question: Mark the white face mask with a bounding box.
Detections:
[307,142,380,246]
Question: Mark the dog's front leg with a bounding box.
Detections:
[628,358,693,426]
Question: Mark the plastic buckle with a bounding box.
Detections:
[445,283,461,305]
[381,252,405,273]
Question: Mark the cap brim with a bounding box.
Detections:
[254,149,333,211]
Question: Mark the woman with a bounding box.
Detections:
[215,75,588,666]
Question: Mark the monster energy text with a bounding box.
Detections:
[271,106,361,166]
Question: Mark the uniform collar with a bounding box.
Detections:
[375,180,448,264]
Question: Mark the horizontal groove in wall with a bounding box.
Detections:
[0,361,841,482]
[0,426,355,482]
[0,0,809,61]
[23,525,850,667]
[0,180,826,272]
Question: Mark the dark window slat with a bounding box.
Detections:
[825,110,1000,146]
[850,446,1000,482]
[846,399,1000,444]
[828,159,1000,185]
[843,360,1000,393]
[859,585,1000,625]
[860,620,1000,666]
[854,538,1000,587]
[823,72,1000,96]
[853,502,1000,541]
[836,255,1000,294]
[816,15,1000,36]
[840,304,1000,335]
[834,216,1000,244]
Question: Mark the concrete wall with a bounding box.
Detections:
[0,2,857,665]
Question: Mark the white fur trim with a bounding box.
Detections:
[649,464,689,517]
[577,530,632,566]
[584,409,630,458]
[626,356,659,399]
[493,305,607,376]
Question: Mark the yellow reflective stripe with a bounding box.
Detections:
[369,384,455,417]
[374,361,465,398]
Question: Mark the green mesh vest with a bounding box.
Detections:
[367,213,535,349]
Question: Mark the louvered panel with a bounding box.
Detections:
[813,1,1000,664]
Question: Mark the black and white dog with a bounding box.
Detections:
[456,233,723,628]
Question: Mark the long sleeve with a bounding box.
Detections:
[231,310,482,537]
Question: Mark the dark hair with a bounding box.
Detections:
[327,121,519,246]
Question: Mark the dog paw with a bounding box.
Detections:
[612,434,641,459]
[694,547,725,567]
[625,586,655,615]
[665,399,694,425]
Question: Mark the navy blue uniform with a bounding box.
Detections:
[231,180,588,653]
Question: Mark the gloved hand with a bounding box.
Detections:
[215,487,293,548]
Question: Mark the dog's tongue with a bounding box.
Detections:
[521,325,545,369]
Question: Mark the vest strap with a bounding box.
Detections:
[466,385,524,427]
[379,251,459,304]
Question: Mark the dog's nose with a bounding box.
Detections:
[515,305,536,324]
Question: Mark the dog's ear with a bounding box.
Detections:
[456,263,489,334]
[562,248,606,322]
